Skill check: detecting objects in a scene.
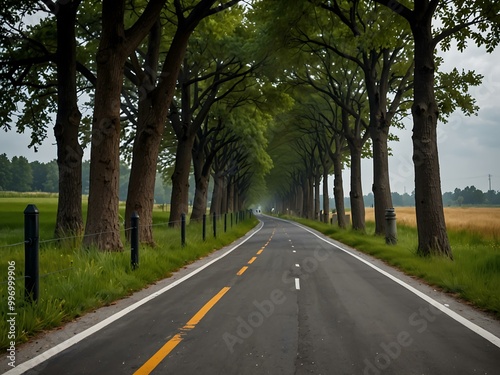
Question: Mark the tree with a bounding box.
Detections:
[83,0,167,250]
[373,0,500,258]
[10,156,32,192]
[123,0,241,244]
[0,153,12,191]
[313,0,414,235]
[0,1,97,236]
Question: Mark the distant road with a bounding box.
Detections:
[8,215,500,374]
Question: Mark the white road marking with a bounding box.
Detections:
[272,216,500,349]
[295,278,300,290]
[4,222,266,375]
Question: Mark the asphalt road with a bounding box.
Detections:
[8,215,500,374]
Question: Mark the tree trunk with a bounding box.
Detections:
[332,154,347,228]
[221,176,228,214]
[411,17,452,258]
[83,42,126,250]
[54,1,83,238]
[227,177,235,213]
[191,146,211,221]
[322,167,329,223]
[125,21,162,245]
[210,173,222,215]
[125,106,163,244]
[314,172,320,221]
[83,0,165,250]
[349,142,365,231]
[296,185,303,217]
[169,135,196,227]
[371,125,393,235]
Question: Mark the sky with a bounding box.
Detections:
[1,41,499,196]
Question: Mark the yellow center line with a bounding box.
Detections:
[133,286,231,375]
[236,266,248,276]
[248,257,257,264]
[257,249,263,255]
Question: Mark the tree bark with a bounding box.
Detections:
[210,173,223,215]
[411,13,452,258]
[348,142,365,231]
[371,124,393,234]
[54,0,84,238]
[332,154,347,228]
[83,30,127,250]
[169,135,196,226]
[314,171,320,221]
[125,21,162,245]
[322,166,329,223]
[83,0,165,250]
[191,143,211,221]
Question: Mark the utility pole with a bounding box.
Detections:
[488,174,492,191]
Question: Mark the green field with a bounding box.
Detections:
[0,197,258,349]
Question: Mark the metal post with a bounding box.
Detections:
[230,212,233,228]
[224,213,227,233]
[385,208,397,245]
[131,211,139,269]
[24,204,39,302]
[202,214,206,241]
[181,213,186,247]
[213,212,217,238]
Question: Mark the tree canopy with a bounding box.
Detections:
[1,0,498,257]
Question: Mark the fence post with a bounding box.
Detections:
[230,212,233,228]
[213,212,217,238]
[202,214,206,241]
[24,204,39,302]
[181,213,186,247]
[131,211,139,269]
[224,213,227,233]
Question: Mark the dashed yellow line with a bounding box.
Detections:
[237,266,248,276]
[257,249,264,255]
[248,257,257,264]
[134,286,231,375]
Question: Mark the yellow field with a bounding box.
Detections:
[365,207,500,240]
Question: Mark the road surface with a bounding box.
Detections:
[7,215,500,374]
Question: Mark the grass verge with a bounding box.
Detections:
[285,216,500,319]
[0,197,258,349]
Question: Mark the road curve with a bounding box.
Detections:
[7,215,500,374]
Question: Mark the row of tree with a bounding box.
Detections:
[1,1,499,259]
[4,152,498,209]
[1,1,284,250]
[0,154,175,203]
[258,0,499,259]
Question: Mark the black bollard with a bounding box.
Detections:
[385,208,397,245]
[24,204,39,302]
[131,211,139,269]
[213,212,217,238]
[181,213,186,247]
[202,214,206,241]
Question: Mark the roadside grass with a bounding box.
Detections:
[286,216,500,319]
[0,197,257,349]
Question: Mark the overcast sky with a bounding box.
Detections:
[1,42,499,195]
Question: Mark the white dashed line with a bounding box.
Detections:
[295,278,300,290]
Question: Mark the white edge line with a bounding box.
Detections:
[295,278,300,290]
[6,220,265,375]
[272,216,500,349]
